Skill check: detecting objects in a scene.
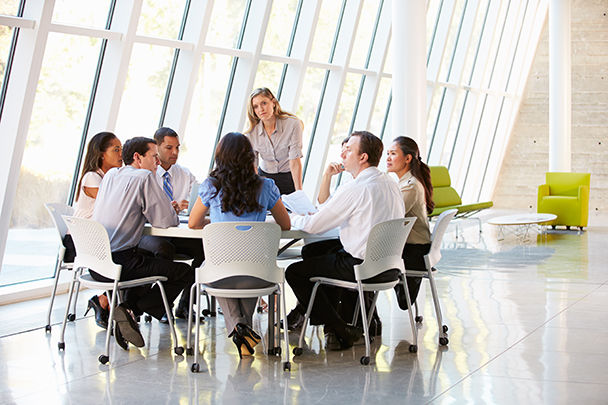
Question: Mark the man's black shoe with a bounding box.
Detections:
[114,304,145,347]
[334,325,363,350]
[324,332,341,350]
[285,309,305,331]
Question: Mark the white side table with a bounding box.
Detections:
[487,214,557,241]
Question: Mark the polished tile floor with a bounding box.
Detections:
[2,209,608,404]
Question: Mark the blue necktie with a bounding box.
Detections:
[163,172,173,201]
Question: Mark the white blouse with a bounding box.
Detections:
[73,169,104,219]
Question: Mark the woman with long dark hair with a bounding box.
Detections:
[386,136,434,309]
[69,131,122,329]
[244,87,304,195]
[189,132,290,358]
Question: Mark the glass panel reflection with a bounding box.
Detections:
[0,33,102,286]
[137,0,188,39]
[206,0,248,49]
[52,0,112,28]
[261,0,298,56]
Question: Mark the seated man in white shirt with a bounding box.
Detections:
[137,127,205,322]
[92,137,193,348]
[285,131,405,350]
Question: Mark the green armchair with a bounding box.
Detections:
[537,172,590,230]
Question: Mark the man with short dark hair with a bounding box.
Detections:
[138,127,205,321]
[92,137,193,347]
[285,131,405,350]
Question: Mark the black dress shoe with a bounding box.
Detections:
[174,307,205,323]
[114,324,129,350]
[159,313,171,324]
[335,325,363,350]
[324,332,341,350]
[282,309,305,330]
[114,304,145,347]
[394,283,411,311]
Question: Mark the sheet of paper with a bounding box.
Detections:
[281,190,317,215]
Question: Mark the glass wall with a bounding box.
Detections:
[0,0,548,287]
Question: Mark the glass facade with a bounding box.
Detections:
[0,0,548,287]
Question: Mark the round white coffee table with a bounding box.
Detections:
[487,213,557,241]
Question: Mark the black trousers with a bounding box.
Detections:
[258,169,295,195]
[90,247,193,320]
[400,243,432,303]
[137,235,204,309]
[286,239,398,331]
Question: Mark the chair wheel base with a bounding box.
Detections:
[174,346,184,355]
[58,342,65,350]
[439,337,449,346]
[415,316,423,323]
[293,347,303,356]
[360,356,370,365]
[67,313,76,322]
[409,345,418,353]
[45,325,51,333]
[191,363,200,373]
[186,347,194,356]
[99,354,109,364]
[283,362,291,371]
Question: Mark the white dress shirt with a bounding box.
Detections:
[93,166,179,252]
[291,166,405,260]
[247,116,303,173]
[155,164,197,202]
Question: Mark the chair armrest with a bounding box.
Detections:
[578,185,589,202]
[538,184,550,198]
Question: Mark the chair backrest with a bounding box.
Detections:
[425,209,457,269]
[430,166,462,208]
[198,222,283,285]
[62,216,121,280]
[45,203,74,243]
[546,172,590,197]
[186,181,200,216]
[353,217,417,281]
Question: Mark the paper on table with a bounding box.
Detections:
[282,190,317,215]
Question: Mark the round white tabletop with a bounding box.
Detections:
[487,213,557,226]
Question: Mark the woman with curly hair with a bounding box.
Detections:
[189,132,290,358]
[244,87,304,195]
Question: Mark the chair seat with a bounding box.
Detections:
[308,277,399,292]
[78,273,168,290]
[202,285,280,299]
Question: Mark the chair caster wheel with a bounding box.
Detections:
[415,316,423,323]
[58,342,65,350]
[174,346,184,355]
[551,225,556,230]
[45,325,51,333]
[439,337,449,346]
[409,345,418,353]
[293,347,303,356]
[360,356,370,365]
[99,355,109,364]
[191,363,200,373]
[145,315,152,323]
[283,362,291,371]
[274,347,282,356]
[202,309,211,316]
[186,347,194,356]
[443,325,448,333]
[67,313,76,322]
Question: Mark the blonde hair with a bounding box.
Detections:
[244,87,303,133]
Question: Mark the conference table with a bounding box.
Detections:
[142,222,339,354]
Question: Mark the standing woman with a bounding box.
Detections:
[245,87,304,195]
[189,132,291,358]
[385,136,434,309]
[68,131,123,329]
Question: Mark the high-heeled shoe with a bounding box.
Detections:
[231,323,261,358]
[84,295,109,329]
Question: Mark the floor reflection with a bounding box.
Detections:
[1,210,608,404]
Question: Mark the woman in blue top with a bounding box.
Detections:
[189,132,290,358]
